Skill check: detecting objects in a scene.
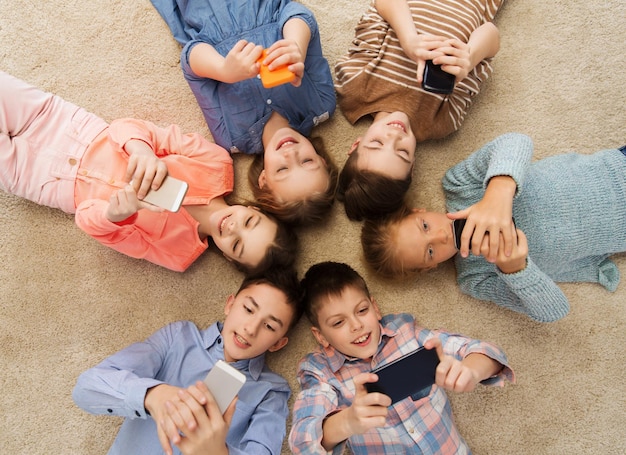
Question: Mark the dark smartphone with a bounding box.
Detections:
[422,60,455,94]
[365,347,440,404]
[453,218,467,250]
[453,218,517,250]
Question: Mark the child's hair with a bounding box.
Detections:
[360,204,414,278]
[336,150,411,221]
[237,267,304,331]
[248,136,338,225]
[230,211,298,276]
[300,261,371,327]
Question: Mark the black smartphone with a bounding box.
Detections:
[453,218,467,250]
[422,60,455,94]
[365,347,440,404]
[453,218,517,250]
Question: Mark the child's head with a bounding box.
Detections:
[209,205,298,275]
[301,262,382,360]
[337,111,416,221]
[249,134,338,225]
[221,268,303,362]
[361,206,457,277]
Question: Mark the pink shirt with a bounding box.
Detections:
[74,119,234,272]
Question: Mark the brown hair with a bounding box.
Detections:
[300,261,371,328]
[336,150,411,221]
[230,211,298,276]
[237,267,304,331]
[248,136,338,225]
[360,204,415,278]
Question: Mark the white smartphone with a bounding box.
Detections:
[141,175,189,212]
[202,360,246,414]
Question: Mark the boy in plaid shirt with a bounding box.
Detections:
[289,262,514,454]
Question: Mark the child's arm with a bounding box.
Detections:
[445,133,533,262]
[189,40,264,84]
[374,0,447,81]
[160,381,234,455]
[319,373,391,451]
[433,22,500,83]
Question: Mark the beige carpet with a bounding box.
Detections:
[1,1,625,454]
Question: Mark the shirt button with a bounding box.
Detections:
[135,410,141,417]
[109,179,115,184]
[107,409,113,413]
[217,337,222,344]
[68,158,77,166]
[409,428,414,434]
[80,170,88,176]
[266,99,272,105]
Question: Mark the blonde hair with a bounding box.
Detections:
[361,204,417,278]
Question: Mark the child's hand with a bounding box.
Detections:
[160,381,233,455]
[264,39,305,87]
[105,185,164,223]
[495,229,528,274]
[222,40,264,83]
[430,38,472,83]
[345,372,391,434]
[424,338,481,393]
[123,139,168,200]
[144,383,188,455]
[402,34,448,84]
[448,175,517,261]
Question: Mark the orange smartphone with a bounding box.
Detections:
[257,49,296,88]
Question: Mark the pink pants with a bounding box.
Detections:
[0,71,108,213]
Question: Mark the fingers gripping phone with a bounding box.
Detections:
[422,60,455,95]
[365,347,440,404]
[257,49,296,88]
[141,175,189,212]
[203,360,247,414]
[453,218,517,250]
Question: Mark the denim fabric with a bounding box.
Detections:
[151,0,335,154]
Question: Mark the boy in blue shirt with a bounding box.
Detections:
[73,269,302,455]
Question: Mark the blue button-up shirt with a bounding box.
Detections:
[73,321,291,455]
[150,0,336,154]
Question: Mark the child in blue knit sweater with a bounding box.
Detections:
[362,133,626,322]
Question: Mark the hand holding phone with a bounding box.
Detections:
[257,49,296,88]
[141,175,189,212]
[453,218,517,251]
[365,347,440,404]
[422,60,455,94]
[203,360,246,414]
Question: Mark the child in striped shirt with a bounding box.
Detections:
[335,0,504,221]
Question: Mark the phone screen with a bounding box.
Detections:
[453,218,467,250]
[422,60,455,94]
[365,347,440,404]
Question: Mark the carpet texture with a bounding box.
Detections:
[1,1,625,454]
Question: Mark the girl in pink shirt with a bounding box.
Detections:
[0,71,296,273]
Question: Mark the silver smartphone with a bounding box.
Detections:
[142,175,188,212]
[203,360,246,414]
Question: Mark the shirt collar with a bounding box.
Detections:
[203,322,265,380]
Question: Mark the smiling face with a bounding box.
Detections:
[221,283,293,362]
[259,127,330,203]
[208,205,278,269]
[353,111,417,180]
[311,285,382,360]
[394,209,458,270]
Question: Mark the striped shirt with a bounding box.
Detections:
[335,0,503,141]
[289,313,514,454]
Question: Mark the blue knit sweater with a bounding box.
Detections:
[443,133,626,322]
